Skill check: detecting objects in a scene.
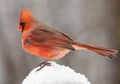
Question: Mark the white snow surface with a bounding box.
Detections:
[22,61,91,84]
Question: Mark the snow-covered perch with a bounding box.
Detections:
[22,61,91,84]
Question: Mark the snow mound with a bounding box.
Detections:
[22,61,91,84]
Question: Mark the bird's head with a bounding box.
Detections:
[17,9,34,32]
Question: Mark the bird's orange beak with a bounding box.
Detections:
[16,25,22,31]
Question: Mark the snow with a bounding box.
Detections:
[22,61,91,84]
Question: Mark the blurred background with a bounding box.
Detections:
[0,0,120,84]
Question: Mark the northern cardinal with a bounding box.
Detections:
[17,9,118,69]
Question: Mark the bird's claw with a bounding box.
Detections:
[36,61,51,71]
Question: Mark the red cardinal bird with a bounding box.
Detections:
[17,9,118,69]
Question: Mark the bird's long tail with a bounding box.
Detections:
[72,41,118,58]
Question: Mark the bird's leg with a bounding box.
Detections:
[36,60,48,67]
[36,56,56,71]
[36,60,51,71]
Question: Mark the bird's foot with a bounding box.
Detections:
[36,61,51,71]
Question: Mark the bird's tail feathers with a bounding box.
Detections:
[72,41,118,58]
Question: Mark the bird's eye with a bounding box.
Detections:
[20,22,25,28]
[20,22,25,32]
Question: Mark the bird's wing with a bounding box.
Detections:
[27,28,74,50]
